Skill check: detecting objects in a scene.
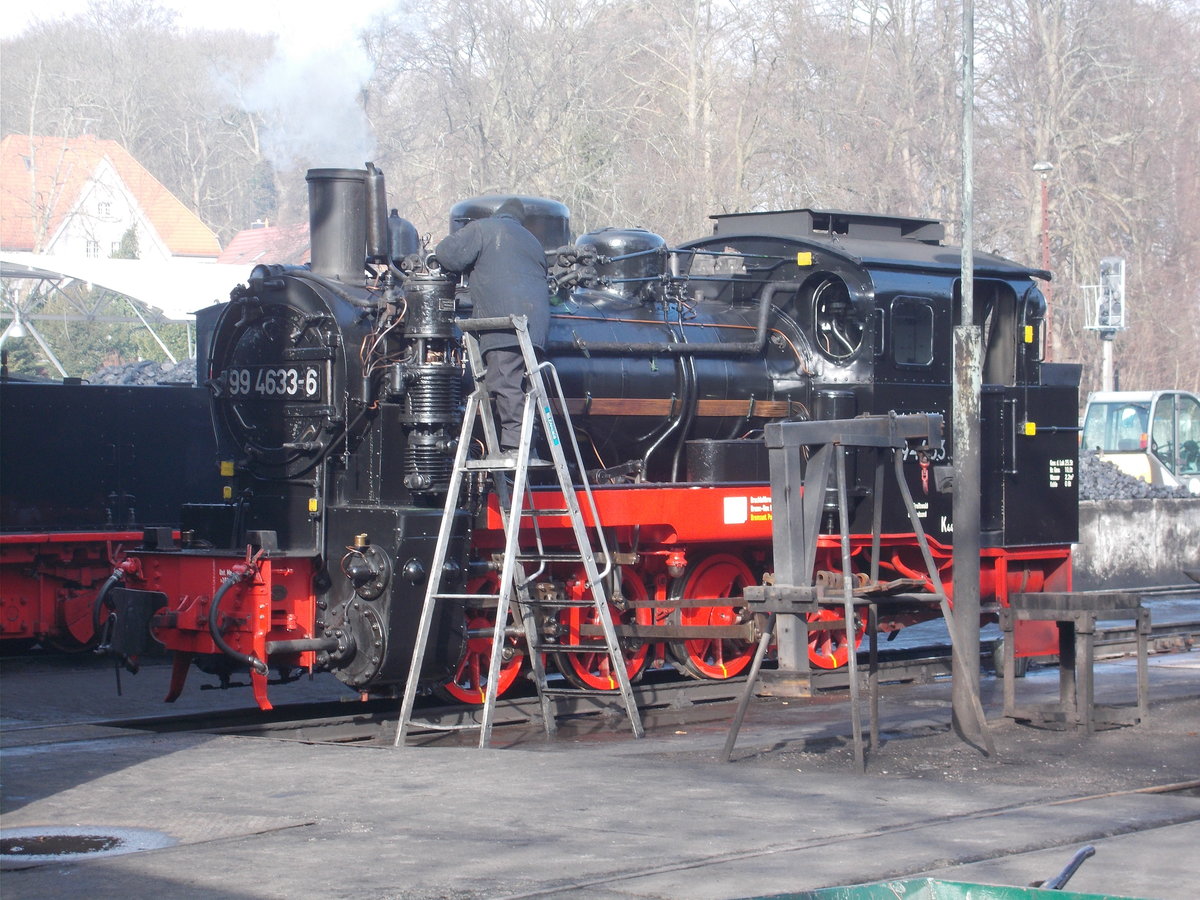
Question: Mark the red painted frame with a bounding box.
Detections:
[1,531,150,647]
[114,480,1072,709]
[124,551,318,710]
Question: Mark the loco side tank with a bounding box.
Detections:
[543,295,811,482]
[435,200,822,484]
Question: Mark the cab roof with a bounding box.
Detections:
[1087,390,1199,404]
[706,208,1050,281]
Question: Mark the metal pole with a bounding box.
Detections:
[961,0,975,336]
[1040,176,1052,293]
[1101,337,1115,393]
[1036,164,1054,360]
[124,297,178,364]
[722,614,776,762]
[836,445,865,771]
[952,0,985,749]
[7,316,69,377]
[964,0,974,338]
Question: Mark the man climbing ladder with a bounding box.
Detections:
[433,197,551,457]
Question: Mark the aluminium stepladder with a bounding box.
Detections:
[395,314,643,747]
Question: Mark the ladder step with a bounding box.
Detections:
[532,642,624,654]
[521,508,571,517]
[463,457,554,470]
[521,598,600,609]
[401,720,482,733]
[513,552,594,563]
[463,459,510,470]
[538,686,630,698]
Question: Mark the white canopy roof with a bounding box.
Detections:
[0,251,250,321]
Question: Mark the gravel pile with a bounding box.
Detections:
[89,359,197,385]
[1078,449,1192,500]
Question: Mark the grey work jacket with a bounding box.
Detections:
[434,213,550,353]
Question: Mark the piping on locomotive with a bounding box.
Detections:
[97,164,1078,710]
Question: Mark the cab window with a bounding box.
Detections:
[892,297,934,367]
[1151,398,1175,468]
[1081,401,1148,452]
[1172,394,1200,475]
[811,276,864,362]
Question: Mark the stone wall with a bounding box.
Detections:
[1075,499,1200,590]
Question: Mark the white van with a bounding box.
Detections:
[1081,390,1200,493]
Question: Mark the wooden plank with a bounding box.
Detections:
[550,397,801,418]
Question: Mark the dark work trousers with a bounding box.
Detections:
[484,346,534,451]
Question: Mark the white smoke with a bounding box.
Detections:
[8,1,389,169]
[238,2,394,171]
[245,44,377,171]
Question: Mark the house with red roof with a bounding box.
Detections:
[217,220,310,267]
[0,134,220,261]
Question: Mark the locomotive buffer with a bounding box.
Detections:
[395,315,643,747]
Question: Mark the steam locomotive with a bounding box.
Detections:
[100,164,1079,710]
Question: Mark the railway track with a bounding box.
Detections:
[79,612,1195,746]
[491,778,1200,900]
[6,588,1193,748]
[89,672,747,745]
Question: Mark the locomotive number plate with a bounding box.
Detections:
[225,365,320,399]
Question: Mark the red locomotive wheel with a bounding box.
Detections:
[437,574,525,705]
[806,607,866,669]
[669,554,756,680]
[554,568,651,691]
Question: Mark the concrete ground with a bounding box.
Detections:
[2,650,1198,900]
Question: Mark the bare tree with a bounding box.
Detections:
[978,0,1199,393]
[3,0,1195,391]
[2,0,279,241]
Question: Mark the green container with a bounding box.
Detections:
[752,877,1132,900]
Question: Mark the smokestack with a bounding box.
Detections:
[306,168,367,285]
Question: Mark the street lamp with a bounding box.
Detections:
[1033,161,1054,358]
[1,310,29,346]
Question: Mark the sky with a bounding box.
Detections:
[1,0,393,47]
